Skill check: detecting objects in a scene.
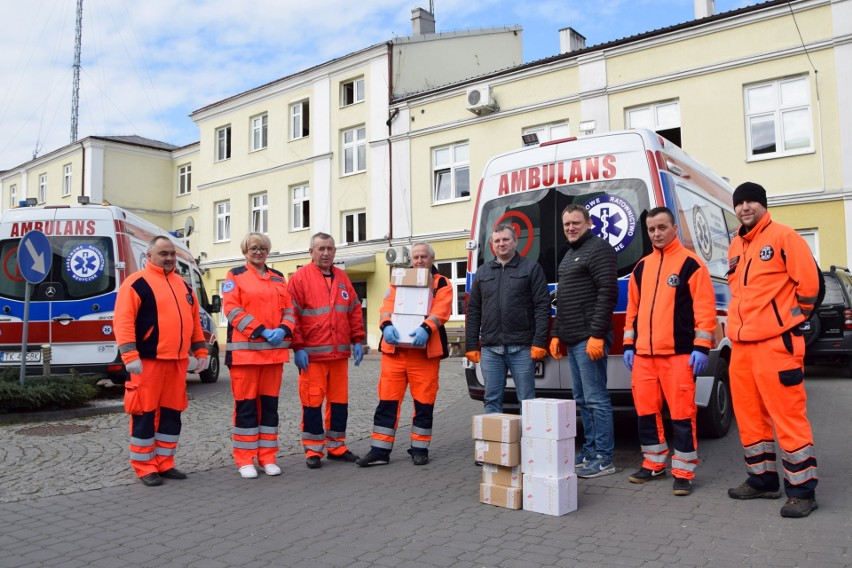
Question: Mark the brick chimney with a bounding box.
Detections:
[559,27,586,54]
[411,7,435,35]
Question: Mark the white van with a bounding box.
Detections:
[0,204,221,383]
[464,129,737,437]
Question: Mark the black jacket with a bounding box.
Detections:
[552,231,618,345]
[465,253,551,351]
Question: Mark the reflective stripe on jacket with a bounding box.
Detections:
[379,269,452,359]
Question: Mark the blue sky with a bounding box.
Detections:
[0,0,759,171]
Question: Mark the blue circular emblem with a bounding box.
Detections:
[584,194,637,253]
[341,290,350,301]
[222,280,236,293]
[65,244,105,283]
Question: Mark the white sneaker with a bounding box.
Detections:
[261,463,282,476]
[239,465,258,479]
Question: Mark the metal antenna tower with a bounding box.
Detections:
[70,0,83,143]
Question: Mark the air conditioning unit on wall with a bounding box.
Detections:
[385,245,411,266]
[466,86,498,115]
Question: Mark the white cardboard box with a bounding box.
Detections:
[393,286,433,316]
[521,398,577,440]
[391,313,427,348]
[472,413,522,443]
[480,483,522,510]
[523,473,578,516]
[520,437,575,477]
[481,464,522,487]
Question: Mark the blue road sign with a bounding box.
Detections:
[17,230,53,284]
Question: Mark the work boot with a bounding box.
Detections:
[727,481,781,500]
[160,468,187,480]
[780,496,818,518]
[306,456,322,469]
[239,465,258,479]
[356,451,390,467]
[628,467,666,484]
[139,473,163,487]
[411,453,429,466]
[327,450,359,463]
[672,478,692,496]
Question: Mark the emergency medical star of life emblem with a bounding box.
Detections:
[667,274,680,287]
[65,244,105,283]
[760,245,774,261]
[584,194,637,253]
[692,205,713,261]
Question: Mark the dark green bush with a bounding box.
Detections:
[0,369,105,414]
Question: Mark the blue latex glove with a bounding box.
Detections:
[294,350,309,372]
[410,326,429,347]
[260,329,274,341]
[623,350,634,371]
[382,325,400,345]
[353,343,363,366]
[689,351,709,376]
[267,328,286,346]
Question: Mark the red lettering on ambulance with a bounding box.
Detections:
[511,170,527,193]
[568,160,583,183]
[528,167,541,190]
[602,155,616,178]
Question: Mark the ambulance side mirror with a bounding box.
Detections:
[208,294,222,314]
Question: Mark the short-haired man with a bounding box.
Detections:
[288,232,366,469]
[549,204,619,478]
[623,207,717,496]
[726,182,820,518]
[465,224,551,413]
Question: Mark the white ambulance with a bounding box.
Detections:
[0,204,221,383]
[464,129,737,437]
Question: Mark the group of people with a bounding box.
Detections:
[465,182,819,519]
[114,233,451,487]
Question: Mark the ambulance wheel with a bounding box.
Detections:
[199,346,219,383]
[697,357,732,439]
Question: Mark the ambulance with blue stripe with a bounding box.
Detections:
[0,204,221,383]
[464,129,737,437]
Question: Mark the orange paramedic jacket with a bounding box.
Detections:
[624,236,717,356]
[115,263,208,364]
[379,269,452,359]
[288,263,366,361]
[727,212,820,342]
[223,264,296,366]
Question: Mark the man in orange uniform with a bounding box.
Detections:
[114,236,209,487]
[357,242,452,467]
[622,207,717,496]
[288,232,365,469]
[725,182,820,518]
[223,233,296,479]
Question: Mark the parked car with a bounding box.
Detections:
[802,266,852,375]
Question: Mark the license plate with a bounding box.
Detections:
[0,351,42,363]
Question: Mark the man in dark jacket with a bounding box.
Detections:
[465,224,551,413]
[549,204,618,478]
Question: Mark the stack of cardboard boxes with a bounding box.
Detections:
[520,398,579,516]
[389,267,432,347]
[473,413,523,509]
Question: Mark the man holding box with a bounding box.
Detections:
[622,207,717,496]
[465,224,551,413]
[357,242,453,467]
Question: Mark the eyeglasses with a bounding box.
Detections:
[248,247,269,254]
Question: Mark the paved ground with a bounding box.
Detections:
[0,358,850,567]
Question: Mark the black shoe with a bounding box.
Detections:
[412,453,429,466]
[306,456,322,469]
[327,450,359,463]
[628,467,666,484]
[727,481,781,500]
[160,468,187,480]
[780,496,818,518]
[139,473,163,487]
[672,478,692,496]
[356,451,390,467]
[474,460,483,466]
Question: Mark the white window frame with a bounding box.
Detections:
[744,76,813,160]
[215,125,231,161]
[178,164,192,196]
[625,100,681,132]
[291,184,310,231]
[62,164,72,197]
[38,173,47,203]
[250,113,268,151]
[215,200,231,242]
[250,192,268,234]
[434,259,467,320]
[290,100,309,140]
[432,141,470,204]
[342,210,366,244]
[341,77,365,106]
[797,229,820,265]
[9,184,17,208]
[522,121,570,145]
[342,126,366,175]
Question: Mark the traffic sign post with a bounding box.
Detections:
[17,230,52,386]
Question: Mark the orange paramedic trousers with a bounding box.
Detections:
[230,363,283,468]
[299,359,351,458]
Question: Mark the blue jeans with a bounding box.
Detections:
[481,345,536,414]
[568,334,614,462]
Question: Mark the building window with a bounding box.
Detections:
[178,164,192,195]
[215,201,230,242]
[250,114,268,151]
[215,125,231,161]
[797,229,819,265]
[745,76,812,159]
[251,193,268,234]
[38,174,47,203]
[435,260,467,318]
[433,142,470,203]
[62,164,72,197]
[341,77,364,106]
[342,126,366,175]
[291,184,310,230]
[291,100,310,140]
[342,211,366,244]
[523,122,570,145]
[9,184,17,208]
[626,100,681,146]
